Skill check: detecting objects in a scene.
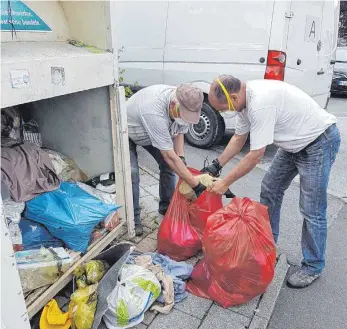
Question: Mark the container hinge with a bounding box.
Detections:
[285,11,294,18]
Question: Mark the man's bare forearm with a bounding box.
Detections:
[161,150,198,187]
[174,134,185,157]
[223,149,264,186]
[217,133,248,166]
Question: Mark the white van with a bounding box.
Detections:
[116,1,340,148]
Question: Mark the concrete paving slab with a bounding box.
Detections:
[268,205,347,329]
[136,237,157,253]
[199,304,251,329]
[143,185,160,199]
[140,186,150,198]
[141,212,160,230]
[142,311,157,326]
[174,293,212,319]
[229,296,260,318]
[148,309,200,329]
[140,195,159,213]
[248,316,268,329]
[133,324,147,329]
[140,173,159,188]
[122,226,151,243]
[147,228,158,240]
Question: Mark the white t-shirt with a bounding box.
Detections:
[235,80,337,153]
[127,85,189,150]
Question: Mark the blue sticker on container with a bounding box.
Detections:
[1,0,51,32]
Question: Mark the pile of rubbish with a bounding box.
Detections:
[38,244,194,329]
[158,168,277,308]
[1,106,121,292]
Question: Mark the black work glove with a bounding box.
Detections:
[179,156,187,166]
[192,182,207,198]
[201,158,222,177]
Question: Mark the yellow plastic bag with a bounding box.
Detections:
[85,260,109,284]
[40,299,71,329]
[73,260,109,286]
[69,284,98,329]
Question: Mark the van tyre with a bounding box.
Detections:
[185,102,225,148]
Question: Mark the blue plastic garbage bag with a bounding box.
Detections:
[19,218,64,250]
[24,182,120,252]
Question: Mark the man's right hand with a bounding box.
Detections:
[192,182,207,198]
[201,158,223,177]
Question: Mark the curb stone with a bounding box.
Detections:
[139,165,290,329]
[250,254,290,328]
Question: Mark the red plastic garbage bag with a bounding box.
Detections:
[157,168,223,261]
[187,197,276,308]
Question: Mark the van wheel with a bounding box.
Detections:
[185,102,225,149]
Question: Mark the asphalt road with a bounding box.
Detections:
[138,95,347,329]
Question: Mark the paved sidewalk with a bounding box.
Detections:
[117,167,289,329]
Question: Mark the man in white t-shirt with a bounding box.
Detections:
[127,83,207,236]
[203,75,340,288]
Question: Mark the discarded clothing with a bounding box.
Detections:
[25,182,120,252]
[44,149,88,182]
[132,255,174,314]
[19,218,64,250]
[40,299,71,329]
[1,143,60,202]
[127,252,193,304]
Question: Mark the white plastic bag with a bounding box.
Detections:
[3,200,25,223]
[103,264,161,329]
[76,182,117,205]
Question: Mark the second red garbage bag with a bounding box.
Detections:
[187,197,276,308]
[157,168,223,261]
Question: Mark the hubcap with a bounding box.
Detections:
[188,112,211,141]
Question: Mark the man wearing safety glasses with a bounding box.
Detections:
[127,83,206,236]
[202,75,340,288]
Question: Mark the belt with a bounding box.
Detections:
[304,124,336,150]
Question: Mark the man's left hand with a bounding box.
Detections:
[209,179,230,195]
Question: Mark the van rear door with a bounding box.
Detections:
[162,1,275,85]
[284,1,324,101]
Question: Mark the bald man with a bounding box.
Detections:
[202,75,340,288]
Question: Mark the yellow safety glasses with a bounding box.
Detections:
[216,78,236,112]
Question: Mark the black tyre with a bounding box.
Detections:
[185,101,225,148]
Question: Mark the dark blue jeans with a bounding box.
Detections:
[260,124,340,275]
[129,139,176,225]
